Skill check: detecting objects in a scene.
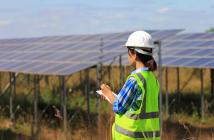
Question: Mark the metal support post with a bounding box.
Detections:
[108,65,112,84]
[59,76,63,128]
[60,76,67,133]
[32,75,39,140]
[119,55,124,88]
[96,64,102,111]
[165,68,169,118]
[0,72,2,94]
[96,38,103,111]
[177,67,180,94]
[3,73,18,95]
[124,66,127,81]
[201,69,204,121]
[177,67,181,105]
[122,66,125,84]
[211,69,214,100]
[44,75,49,86]
[85,69,90,114]
[27,74,30,86]
[155,41,162,138]
[10,72,16,124]
[80,71,82,84]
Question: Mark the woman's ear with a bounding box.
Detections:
[133,51,137,60]
[128,49,137,60]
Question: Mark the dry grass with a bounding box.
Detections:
[161,68,211,94]
[0,67,214,140]
[0,113,214,140]
[162,119,214,140]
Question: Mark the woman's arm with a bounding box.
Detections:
[101,77,139,115]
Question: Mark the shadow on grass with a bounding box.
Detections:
[163,119,214,140]
[162,93,214,116]
[0,129,30,140]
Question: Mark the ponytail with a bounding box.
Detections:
[136,52,157,71]
[145,58,157,71]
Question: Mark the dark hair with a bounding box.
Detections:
[128,48,157,71]
[136,52,157,71]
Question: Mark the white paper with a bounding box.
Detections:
[96,90,118,103]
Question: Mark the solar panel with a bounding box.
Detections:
[104,32,214,69]
[0,62,25,72]
[184,33,205,40]
[164,58,196,67]
[103,32,130,41]
[191,49,214,56]
[151,32,214,68]
[103,40,125,51]
[161,57,177,65]
[151,29,183,40]
[12,62,48,72]
[58,63,96,75]
[102,55,128,65]
[163,40,207,48]
[162,41,186,48]
[34,63,68,74]
[173,49,198,55]
[0,29,183,75]
[167,33,214,41]
[186,58,212,67]
[203,60,214,68]
[200,33,214,40]
[208,52,214,56]
[197,41,214,47]
[40,53,76,61]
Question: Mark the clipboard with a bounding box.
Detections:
[96,90,118,103]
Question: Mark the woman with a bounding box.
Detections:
[100,31,160,140]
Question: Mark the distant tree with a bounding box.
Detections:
[206,28,214,99]
[206,28,214,33]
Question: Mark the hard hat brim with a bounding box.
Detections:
[124,45,154,49]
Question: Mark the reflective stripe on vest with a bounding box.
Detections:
[125,72,159,120]
[115,124,160,138]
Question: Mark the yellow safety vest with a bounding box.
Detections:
[112,71,160,140]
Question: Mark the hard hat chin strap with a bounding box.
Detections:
[134,48,153,56]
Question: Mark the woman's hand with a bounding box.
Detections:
[100,84,115,104]
[100,94,107,101]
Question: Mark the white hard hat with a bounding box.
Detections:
[125,31,154,56]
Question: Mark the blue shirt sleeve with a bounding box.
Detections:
[113,77,139,115]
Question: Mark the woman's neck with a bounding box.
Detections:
[135,61,145,69]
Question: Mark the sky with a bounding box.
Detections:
[0,0,214,39]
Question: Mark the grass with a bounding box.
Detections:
[0,67,214,139]
[168,113,214,128]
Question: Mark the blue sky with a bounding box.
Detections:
[0,0,214,39]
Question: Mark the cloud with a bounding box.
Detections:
[0,20,11,27]
[158,7,170,14]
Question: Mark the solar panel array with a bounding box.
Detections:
[161,33,214,68]
[0,29,182,75]
[108,32,214,69]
